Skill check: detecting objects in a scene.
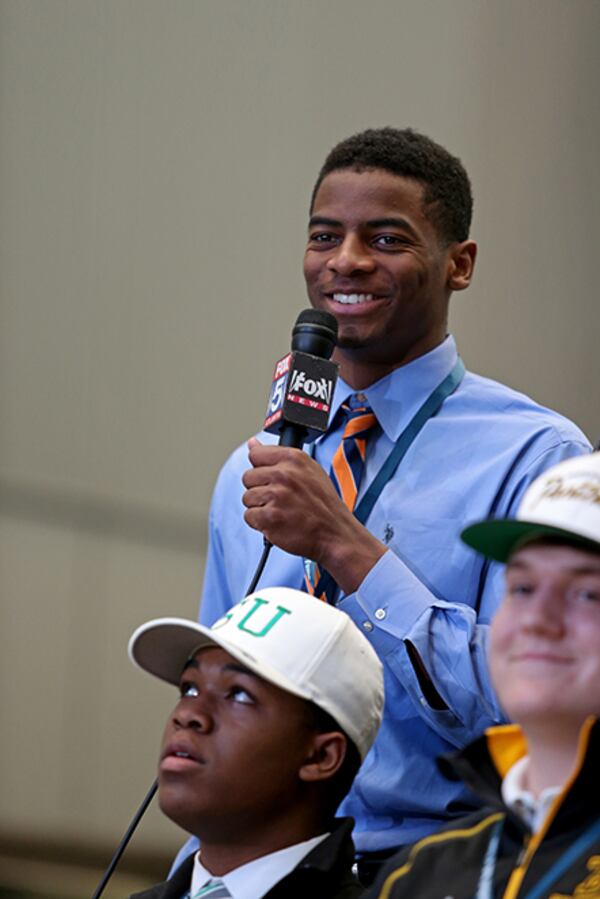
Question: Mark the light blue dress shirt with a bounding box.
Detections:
[172,335,589,868]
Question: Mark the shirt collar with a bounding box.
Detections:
[190,832,329,899]
[501,755,561,833]
[329,335,458,442]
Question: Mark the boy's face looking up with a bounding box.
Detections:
[489,542,600,737]
[158,646,345,843]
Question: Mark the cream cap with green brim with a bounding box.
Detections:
[461,452,600,563]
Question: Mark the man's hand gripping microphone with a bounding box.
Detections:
[245,309,339,593]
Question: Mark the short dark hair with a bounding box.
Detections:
[304,700,362,819]
[311,127,473,244]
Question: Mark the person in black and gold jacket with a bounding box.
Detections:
[368,452,600,899]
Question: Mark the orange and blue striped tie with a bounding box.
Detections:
[304,397,378,602]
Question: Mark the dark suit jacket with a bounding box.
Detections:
[130,818,363,899]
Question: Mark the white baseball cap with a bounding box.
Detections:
[462,452,600,562]
[128,587,384,760]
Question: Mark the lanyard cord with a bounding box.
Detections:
[474,819,504,899]
[311,357,465,601]
[520,817,600,899]
[473,815,600,899]
[353,357,465,527]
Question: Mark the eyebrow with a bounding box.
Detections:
[182,657,199,673]
[223,662,257,677]
[308,215,417,236]
[180,656,257,678]
[308,216,343,229]
[366,217,417,233]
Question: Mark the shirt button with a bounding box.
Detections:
[374,608,386,620]
[355,392,367,402]
[362,621,374,632]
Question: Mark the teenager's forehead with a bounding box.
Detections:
[506,540,600,570]
[182,645,257,677]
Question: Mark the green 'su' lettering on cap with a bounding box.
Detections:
[236,597,291,637]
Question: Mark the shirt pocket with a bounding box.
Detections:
[382,516,479,605]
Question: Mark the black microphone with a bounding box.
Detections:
[263,309,339,449]
[245,309,339,595]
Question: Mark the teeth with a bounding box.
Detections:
[175,751,190,758]
[333,293,375,305]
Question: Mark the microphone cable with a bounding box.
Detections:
[91,778,158,899]
[90,308,338,897]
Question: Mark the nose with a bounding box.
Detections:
[326,233,375,276]
[172,696,214,734]
[520,586,566,638]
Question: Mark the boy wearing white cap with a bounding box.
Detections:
[369,452,600,899]
[128,586,384,899]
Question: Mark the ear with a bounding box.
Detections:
[446,239,477,292]
[298,732,348,784]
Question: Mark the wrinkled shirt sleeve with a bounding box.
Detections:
[343,438,588,748]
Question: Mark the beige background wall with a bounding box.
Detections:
[1,0,598,884]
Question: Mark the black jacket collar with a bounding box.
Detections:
[129,817,360,899]
[439,717,600,839]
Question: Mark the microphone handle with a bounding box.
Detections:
[277,424,308,449]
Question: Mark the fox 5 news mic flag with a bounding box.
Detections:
[263,310,339,446]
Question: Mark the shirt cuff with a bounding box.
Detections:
[349,549,437,640]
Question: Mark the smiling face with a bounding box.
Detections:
[303,167,476,387]
[490,543,600,737]
[158,646,332,843]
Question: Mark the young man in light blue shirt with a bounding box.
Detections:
[178,127,590,884]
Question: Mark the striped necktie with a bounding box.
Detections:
[191,878,232,898]
[304,396,378,602]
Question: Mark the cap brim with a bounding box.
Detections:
[128,618,221,685]
[461,519,600,563]
[128,616,314,705]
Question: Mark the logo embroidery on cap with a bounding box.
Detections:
[537,477,600,506]
[212,597,291,638]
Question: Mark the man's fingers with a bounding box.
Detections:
[242,467,274,489]
[247,442,305,468]
[241,485,273,509]
[243,501,287,541]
